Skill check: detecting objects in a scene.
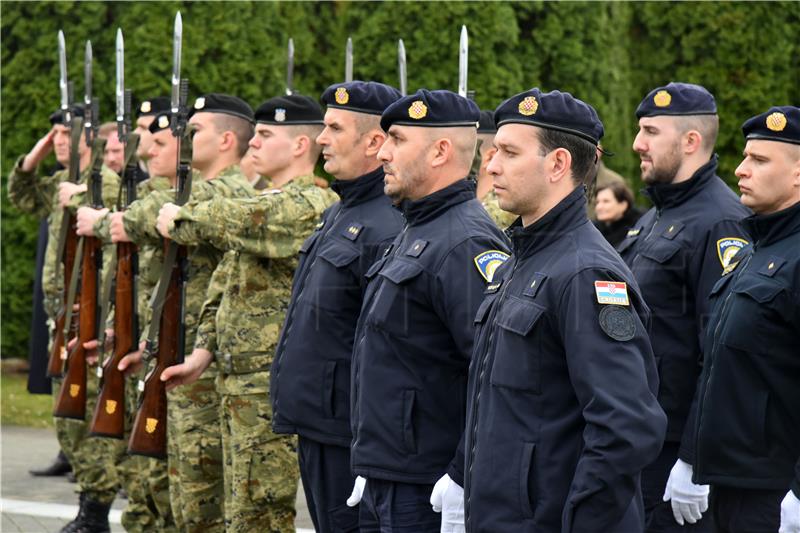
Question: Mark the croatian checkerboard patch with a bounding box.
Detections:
[474,250,510,282]
[594,281,629,306]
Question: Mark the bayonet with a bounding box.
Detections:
[345,36,353,82]
[170,11,183,122]
[116,29,125,139]
[398,39,407,96]
[286,38,294,96]
[58,31,70,123]
[458,25,468,98]
[84,41,93,145]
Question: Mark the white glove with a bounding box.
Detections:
[346,476,366,507]
[779,490,800,533]
[662,459,709,525]
[430,474,465,533]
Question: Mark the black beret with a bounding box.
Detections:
[321,81,402,115]
[148,112,172,134]
[380,89,480,131]
[742,106,800,146]
[494,88,604,145]
[137,97,170,118]
[189,93,254,123]
[636,82,717,118]
[477,110,496,134]
[255,95,324,125]
[49,104,85,125]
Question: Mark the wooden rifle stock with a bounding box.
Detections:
[127,244,184,458]
[47,215,79,377]
[54,234,102,419]
[89,241,137,438]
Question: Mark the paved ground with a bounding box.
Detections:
[1,425,315,532]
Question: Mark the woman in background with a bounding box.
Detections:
[594,181,642,247]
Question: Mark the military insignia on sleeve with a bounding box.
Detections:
[599,306,636,341]
[717,237,748,268]
[654,90,671,107]
[766,112,787,132]
[594,281,629,306]
[409,100,428,120]
[335,87,349,105]
[140,101,152,113]
[158,115,170,129]
[474,250,510,282]
[518,96,538,116]
[194,97,206,110]
[274,108,287,122]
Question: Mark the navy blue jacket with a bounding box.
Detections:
[351,179,510,484]
[689,201,800,496]
[617,156,750,447]
[271,168,404,447]
[464,188,667,533]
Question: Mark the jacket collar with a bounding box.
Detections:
[399,178,476,226]
[743,200,800,247]
[331,167,386,207]
[643,155,719,209]
[508,186,588,259]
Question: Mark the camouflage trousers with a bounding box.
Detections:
[217,362,299,533]
[167,373,225,533]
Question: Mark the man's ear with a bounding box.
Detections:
[364,130,386,158]
[293,135,310,158]
[547,147,572,184]
[683,130,703,156]
[430,137,453,169]
[219,130,236,153]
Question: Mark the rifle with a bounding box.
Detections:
[129,11,192,458]
[47,31,81,378]
[54,41,106,420]
[90,29,140,438]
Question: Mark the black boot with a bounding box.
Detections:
[29,449,72,476]
[60,494,111,533]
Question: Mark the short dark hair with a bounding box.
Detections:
[536,127,597,184]
[212,114,255,158]
[596,180,634,207]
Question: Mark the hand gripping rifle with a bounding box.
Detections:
[47,31,83,378]
[54,41,107,419]
[90,29,140,438]
[129,12,192,458]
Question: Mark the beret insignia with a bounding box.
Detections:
[194,97,206,110]
[335,87,349,105]
[274,108,286,122]
[158,115,170,129]
[408,100,428,120]
[653,90,671,108]
[766,112,787,132]
[140,101,151,113]
[518,96,538,116]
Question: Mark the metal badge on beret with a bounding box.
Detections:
[335,87,349,105]
[653,90,672,108]
[598,306,636,341]
[766,112,787,132]
[194,97,205,109]
[274,108,286,122]
[408,100,428,120]
[140,101,152,113]
[158,115,170,129]
[518,96,538,116]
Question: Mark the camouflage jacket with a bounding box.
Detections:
[169,175,336,360]
[481,188,517,229]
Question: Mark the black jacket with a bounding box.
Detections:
[350,179,510,484]
[689,201,800,496]
[463,187,666,533]
[270,168,403,447]
[617,156,751,447]
[594,205,643,248]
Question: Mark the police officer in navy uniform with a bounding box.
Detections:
[346,89,511,531]
[462,88,666,533]
[269,81,403,533]
[686,106,800,533]
[618,82,752,531]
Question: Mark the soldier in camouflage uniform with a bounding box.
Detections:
[8,105,123,532]
[109,94,256,533]
[78,107,177,533]
[159,94,337,532]
[473,110,517,228]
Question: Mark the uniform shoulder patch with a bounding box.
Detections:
[599,306,636,341]
[474,250,510,282]
[717,237,748,268]
[594,281,630,306]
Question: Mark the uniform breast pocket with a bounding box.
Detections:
[490,297,546,394]
[367,260,425,335]
[721,275,786,352]
[639,240,682,265]
[317,240,359,270]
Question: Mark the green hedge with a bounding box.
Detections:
[2,1,798,357]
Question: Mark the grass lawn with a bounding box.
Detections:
[1,373,54,428]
